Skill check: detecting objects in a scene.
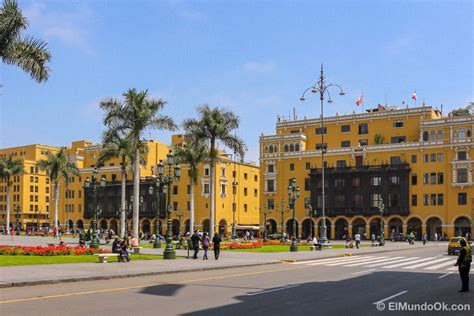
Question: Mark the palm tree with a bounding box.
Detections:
[183,105,245,239]
[98,129,134,237]
[36,148,78,229]
[0,155,24,231]
[174,136,209,234]
[62,154,79,232]
[100,88,177,239]
[0,0,51,82]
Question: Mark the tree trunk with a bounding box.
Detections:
[209,139,215,240]
[5,183,10,231]
[54,182,59,229]
[121,169,127,237]
[65,182,69,231]
[133,149,140,240]
[190,176,195,234]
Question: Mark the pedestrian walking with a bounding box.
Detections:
[191,230,201,259]
[202,232,210,260]
[9,226,14,240]
[422,233,427,245]
[53,227,58,239]
[212,233,222,260]
[454,239,471,292]
[354,233,361,249]
[434,232,438,242]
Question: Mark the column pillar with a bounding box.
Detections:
[384,224,389,239]
[402,224,407,234]
[444,224,454,238]
[365,224,370,239]
[348,224,353,238]
[330,226,336,240]
[422,224,427,236]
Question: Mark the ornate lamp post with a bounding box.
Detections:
[378,199,385,246]
[276,199,288,236]
[149,166,166,248]
[300,65,344,246]
[288,178,301,252]
[84,168,106,249]
[261,201,273,241]
[159,151,181,260]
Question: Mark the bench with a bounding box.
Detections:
[94,253,119,263]
[372,241,379,247]
[132,247,143,254]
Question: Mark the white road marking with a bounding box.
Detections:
[424,260,457,270]
[383,257,434,269]
[403,257,453,269]
[438,272,453,279]
[364,257,418,268]
[373,290,408,305]
[246,285,299,296]
[291,256,363,265]
[326,257,386,266]
[447,266,459,271]
[306,256,376,266]
[345,257,404,267]
[352,269,376,275]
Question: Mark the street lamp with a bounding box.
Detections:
[261,201,272,241]
[84,168,106,249]
[288,178,301,252]
[158,151,181,260]
[149,165,166,248]
[276,199,288,237]
[300,64,344,246]
[378,199,385,246]
[306,203,317,239]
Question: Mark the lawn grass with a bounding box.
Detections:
[0,254,163,266]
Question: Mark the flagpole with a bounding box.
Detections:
[361,92,364,113]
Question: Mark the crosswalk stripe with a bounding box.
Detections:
[447,266,459,271]
[364,257,418,268]
[325,257,386,266]
[345,257,405,267]
[424,260,457,270]
[291,256,364,265]
[306,256,375,266]
[383,257,435,268]
[403,257,453,269]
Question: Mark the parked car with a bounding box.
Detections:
[391,233,409,242]
[448,237,472,255]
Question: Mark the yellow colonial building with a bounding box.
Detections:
[260,105,473,240]
[0,135,260,236]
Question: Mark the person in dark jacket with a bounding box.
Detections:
[112,237,122,261]
[455,239,471,292]
[212,233,222,260]
[190,230,201,259]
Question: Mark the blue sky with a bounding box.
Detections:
[1,0,472,163]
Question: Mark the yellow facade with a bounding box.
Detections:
[260,106,473,239]
[0,136,260,236]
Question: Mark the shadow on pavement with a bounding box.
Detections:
[180,271,472,316]
[140,284,184,297]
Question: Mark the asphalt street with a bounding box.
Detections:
[0,244,472,316]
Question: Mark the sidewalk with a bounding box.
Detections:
[0,236,446,288]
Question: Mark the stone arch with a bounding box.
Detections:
[422,131,429,141]
[171,219,180,236]
[316,218,332,240]
[141,219,151,234]
[284,144,289,152]
[202,218,210,234]
[406,217,422,239]
[76,219,84,230]
[99,219,108,230]
[267,218,277,234]
[219,219,227,236]
[302,218,315,239]
[67,219,74,231]
[264,146,268,153]
[369,217,383,238]
[453,216,471,237]
[286,219,299,238]
[425,216,443,240]
[334,217,349,240]
[295,143,300,151]
[387,216,403,237]
[352,217,367,237]
[404,215,424,225]
[430,130,436,141]
[289,143,295,152]
[109,219,118,233]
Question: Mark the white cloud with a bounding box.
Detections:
[242,61,277,74]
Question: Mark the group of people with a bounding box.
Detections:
[190,230,222,260]
[111,236,138,262]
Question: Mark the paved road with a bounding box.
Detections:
[1,246,472,315]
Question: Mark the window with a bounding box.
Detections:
[266,180,275,192]
[30,185,33,192]
[459,129,466,139]
[335,178,345,188]
[284,144,289,152]
[358,123,368,135]
[173,202,178,211]
[412,174,417,185]
[336,160,346,168]
[371,177,382,186]
[204,168,210,176]
[341,125,350,133]
[352,177,360,188]
[371,194,382,207]
[289,163,295,171]
[393,121,404,128]
[267,164,274,173]
[423,154,429,163]
[204,184,210,194]
[423,194,429,206]
[423,173,429,184]
[316,143,327,150]
[315,127,327,135]
[305,162,311,170]
[35,195,38,202]
[437,173,444,184]
[111,174,117,182]
[335,195,345,207]
[221,168,226,177]
[430,173,436,184]
[341,140,351,148]
[244,188,248,196]
[437,153,443,162]
[46,196,49,203]
[267,199,274,209]
[30,195,33,202]
[411,155,417,163]
[173,186,178,195]
[221,184,226,195]
[352,194,363,207]
[412,195,417,206]
[437,194,444,206]
[391,136,406,144]
[254,189,258,197]
[304,178,310,191]
[46,187,49,194]
[359,139,368,146]
[232,171,237,178]
[187,185,191,194]
[430,153,436,162]
[30,176,34,182]
[30,205,33,211]
[390,176,400,185]
[457,169,468,183]
[458,193,467,205]
[244,173,248,180]
[244,204,248,212]
[78,190,81,198]
[458,151,467,161]
[430,194,437,206]
[437,130,443,140]
[30,166,34,173]
[390,156,401,165]
[254,175,258,182]
[232,186,237,195]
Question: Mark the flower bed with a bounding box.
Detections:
[0,245,108,256]
[220,240,312,250]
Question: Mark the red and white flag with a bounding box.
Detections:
[411,90,417,101]
[356,95,363,106]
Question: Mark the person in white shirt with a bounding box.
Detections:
[354,233,361,249]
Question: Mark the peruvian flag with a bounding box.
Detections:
[411,90,417,101]
[356,95,363,106]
